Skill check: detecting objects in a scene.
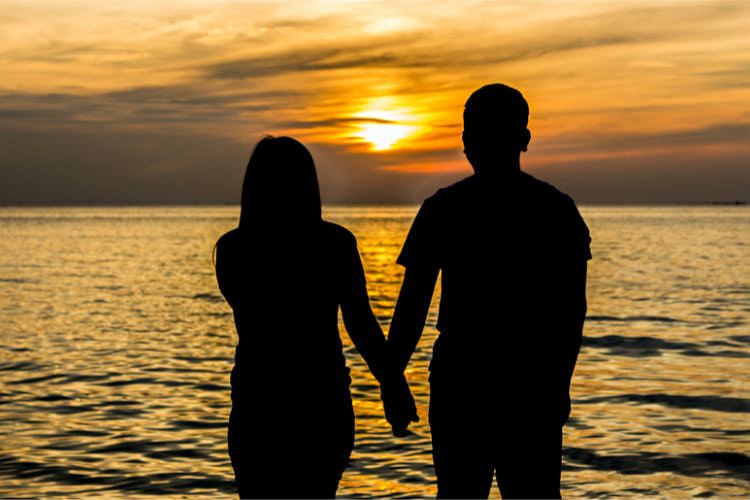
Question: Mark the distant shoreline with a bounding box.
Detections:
[676,201,747,206]
[0,202,747,208]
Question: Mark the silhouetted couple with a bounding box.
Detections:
[214,84,591,499]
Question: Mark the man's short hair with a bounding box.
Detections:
[464,84,529,130]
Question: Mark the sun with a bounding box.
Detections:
[356,122,417,151]
[351,98,420,151]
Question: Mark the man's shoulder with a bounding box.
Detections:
[521,172,569,201]
[424,176,477,207]
[520,172,581,213]
[521,173,591,255]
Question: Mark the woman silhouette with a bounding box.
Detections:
[215,136,415,498]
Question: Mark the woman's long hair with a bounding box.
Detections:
[239,136,322,232]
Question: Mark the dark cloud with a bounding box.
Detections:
[0,86,284,129]
[696,64,750,91]
[280,116,398,129]
[0,108,76,120]
[1,107,747,205]
[101,85,297,108]
[12,40,99,63]
[0,125,248,205]
[204,47,425,80]
[535,123,750,155]
[531,149,750,205]
[201,34,642,82]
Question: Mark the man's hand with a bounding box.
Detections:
[380,375,419,437]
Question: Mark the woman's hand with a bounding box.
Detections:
[380,375,419,437]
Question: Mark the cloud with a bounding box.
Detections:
[532,149,750,205]
[0,86,287,132]
[0,125,249,205]
[697,64,750,91]
[0,0,748,204]
[102,85,297,108]
[195,1,747,84]
[533,123,750,158]
[200,32,644,82]
[280,116,399,128]
[204,47,427,80]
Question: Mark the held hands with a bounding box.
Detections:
[380,374,419,437]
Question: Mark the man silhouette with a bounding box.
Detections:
[388,84,591,499]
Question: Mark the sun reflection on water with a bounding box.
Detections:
[0,206,749,498]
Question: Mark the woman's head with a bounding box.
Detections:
[239,136,322,230]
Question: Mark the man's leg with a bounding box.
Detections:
[429,380,494,499]
[494,423,562,499]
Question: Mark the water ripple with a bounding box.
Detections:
[578,394,750,413]
[1,206,749,498]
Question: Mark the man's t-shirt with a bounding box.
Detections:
[397,172,591,403]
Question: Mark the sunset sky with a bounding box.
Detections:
[1,0,748,204]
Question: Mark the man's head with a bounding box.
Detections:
[462,83,531,174]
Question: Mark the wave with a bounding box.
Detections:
[0,452,234,495]
[192,293,224,303]
[577,393,750,413]
[583,335,750,358]
[563,447,750,482]
[0,277,40,284]
[586,315,682,323]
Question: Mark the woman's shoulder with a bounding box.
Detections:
[216,227,240,246]
[320,220,357,246]
[215,228,242,262]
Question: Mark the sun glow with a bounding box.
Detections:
[351,98,420,151]
[356,122,418,151]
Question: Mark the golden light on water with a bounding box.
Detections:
[2,206,750,497]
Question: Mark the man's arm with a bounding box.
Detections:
[382,264,438,436]
[338,232,420,436]
[558,258,588,425]
[388,264,439,373]
[562,259,588,383]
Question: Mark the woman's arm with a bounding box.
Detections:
[339,238,390,383]
[340,233,418,435]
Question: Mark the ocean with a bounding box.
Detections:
[1,205,749,498]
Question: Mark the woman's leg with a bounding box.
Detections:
[228,407,258,498]
[295,398,355,498]
[228,397,354,499]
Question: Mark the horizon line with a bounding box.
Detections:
[0,201,747,208]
